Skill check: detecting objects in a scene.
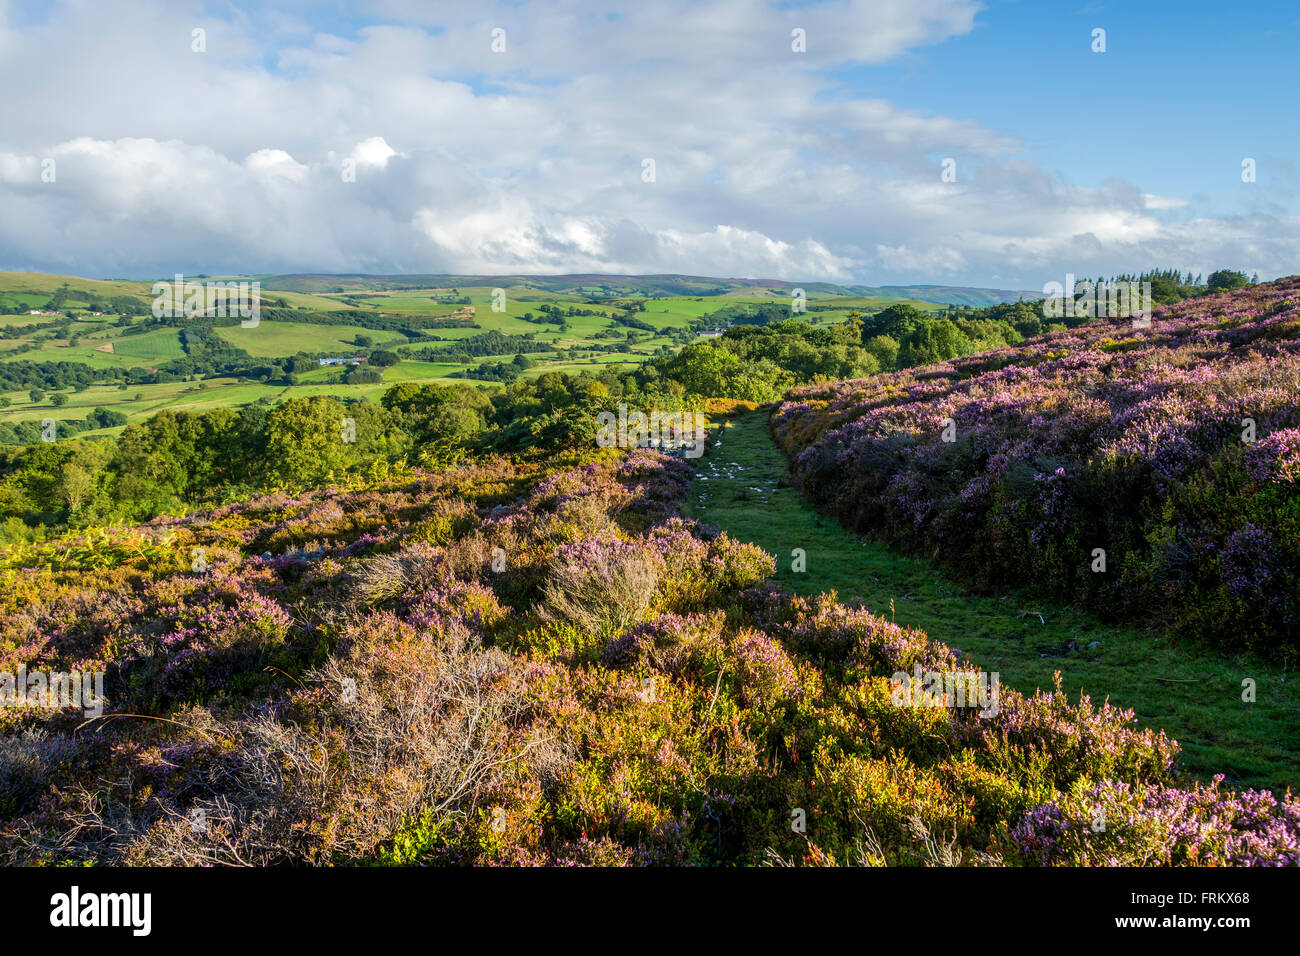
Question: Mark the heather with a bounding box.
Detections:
[774,277,1300,658]
[3,443,1296,867]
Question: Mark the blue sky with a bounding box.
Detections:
[0,0,1296,288]
[847,0,1299,209]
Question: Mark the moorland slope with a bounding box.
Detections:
[775,278,1300,658]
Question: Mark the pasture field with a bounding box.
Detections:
[0,294,51,312]
[0,271,961,441]
[216,321,400,357]
[0,314,46,327]
[0,272,153,299]
[0,327,187,370]
[103,328,188,363]
[247,288,353,311]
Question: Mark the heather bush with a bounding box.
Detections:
[600,611,727,676]
[408,498,478,545]
[1,444,1293,867]
[983,676,1180,790]
[729,629,800,708]
[6,618,539,866]
[1011,777,1300,866]
[647,517,775,610]
[536,534,662,638]
[775,278,1300,657]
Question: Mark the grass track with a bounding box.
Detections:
[685,410,1300,792]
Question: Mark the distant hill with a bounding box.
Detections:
[859,284,1041,307]
[251,273,1037,306]
[0,270,1038,308]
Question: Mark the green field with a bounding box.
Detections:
[215,321,399,357]
[0,271,964,440]
[105,328,188,362]
[0,272,154,299]
[0,327,187,370]
[686,411,1300,792]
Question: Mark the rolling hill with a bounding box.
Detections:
[245,273,1039,306]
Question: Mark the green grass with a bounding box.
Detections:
[249,288,353,311]
[0,313,50,326]
[354,294,460,311]
[1,325,192,370]
[106,328,187,362]
[0,293,52,313]
[685,410,1300,792]
[215,321,396,357]
[0,272,153,299]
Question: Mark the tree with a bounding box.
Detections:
[898,319,972,368]
[863,305,928,342]
[50,392,69,407]
[660,342,745,397]
[864,335,900,371]
[58,461,95,512]
[264,396,356,487]
[1206,270,1250,293]
[112,408,244,514]
[87,407,128,429]
[29,388,45,403]
[8,441,77,514]
[368,350,401,367]
[345,367,383,384]
[382,382,488,447]
[340,400,410,462]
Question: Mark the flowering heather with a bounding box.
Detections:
[600,611,727,675]
[775,278,1300,655]
[988,676,1180,788]
[1245,427,1300,485]
[1011,777,1300,866]
[0,443,1294,867]
[729,630,800,707]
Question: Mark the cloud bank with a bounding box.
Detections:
[0,0,1294,286]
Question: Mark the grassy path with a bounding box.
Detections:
[685,411,1300,792]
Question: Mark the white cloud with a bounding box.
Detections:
[1143,193,1191,210]
[245,148,309,181]
[0,0,1293,285]
[350,137,398,168]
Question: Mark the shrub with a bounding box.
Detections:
[776,278,1300,657]
[537,535,661,637]
[1,444,1292,868]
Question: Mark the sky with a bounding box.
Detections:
[0,0,1297,289]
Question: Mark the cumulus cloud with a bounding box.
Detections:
[0,0,1294,285]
